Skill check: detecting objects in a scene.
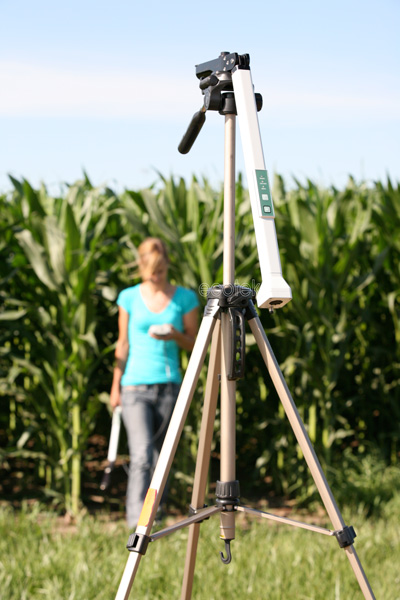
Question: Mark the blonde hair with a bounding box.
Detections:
[137,238,169,279]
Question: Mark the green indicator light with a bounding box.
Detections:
[255,169,274,218]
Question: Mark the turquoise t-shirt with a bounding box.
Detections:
[117,284,199,385]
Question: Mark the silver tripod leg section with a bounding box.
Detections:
[249,315,376,600]
[115,304,219,600]
[181,321,221,600]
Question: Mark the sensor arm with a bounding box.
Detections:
[232,66,291,309]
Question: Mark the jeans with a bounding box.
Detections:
[121,382,180,528]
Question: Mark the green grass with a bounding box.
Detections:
[1,499,399,599]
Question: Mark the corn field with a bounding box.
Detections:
[1,173,399,515]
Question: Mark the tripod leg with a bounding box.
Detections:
[181,321,221,600]
[249,315,375,600]
[115,309,218,600]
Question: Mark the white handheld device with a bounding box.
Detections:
[148,324,172,337]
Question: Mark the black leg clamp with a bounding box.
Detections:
[126,532,151,555]
[334,525,356,548]
[228,307,246,380]
[188,504,210,523]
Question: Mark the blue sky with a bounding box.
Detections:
[0,0,399,193]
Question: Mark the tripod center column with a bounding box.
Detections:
[223,113,236,285]
[220,113,237,543]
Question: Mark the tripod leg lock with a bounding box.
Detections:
[334,525,357,548]
[216,480,240,508]
[126,532,151,555]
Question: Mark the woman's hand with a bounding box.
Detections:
[110,384,121,409]
[148,308,198,351]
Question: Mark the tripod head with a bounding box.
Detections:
[195,51,248,79]
[179,52,262,155]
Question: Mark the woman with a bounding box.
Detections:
[110,238,199,528]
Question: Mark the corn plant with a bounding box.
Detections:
[118,174,258,292]
[259,176,400,497]
[1,173,399,513]
[1,176,121,515]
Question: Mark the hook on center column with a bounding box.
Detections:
[220,539,232,564]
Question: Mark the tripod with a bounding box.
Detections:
[115,52,375,600]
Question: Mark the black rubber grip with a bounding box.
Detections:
[178,110,206,154]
